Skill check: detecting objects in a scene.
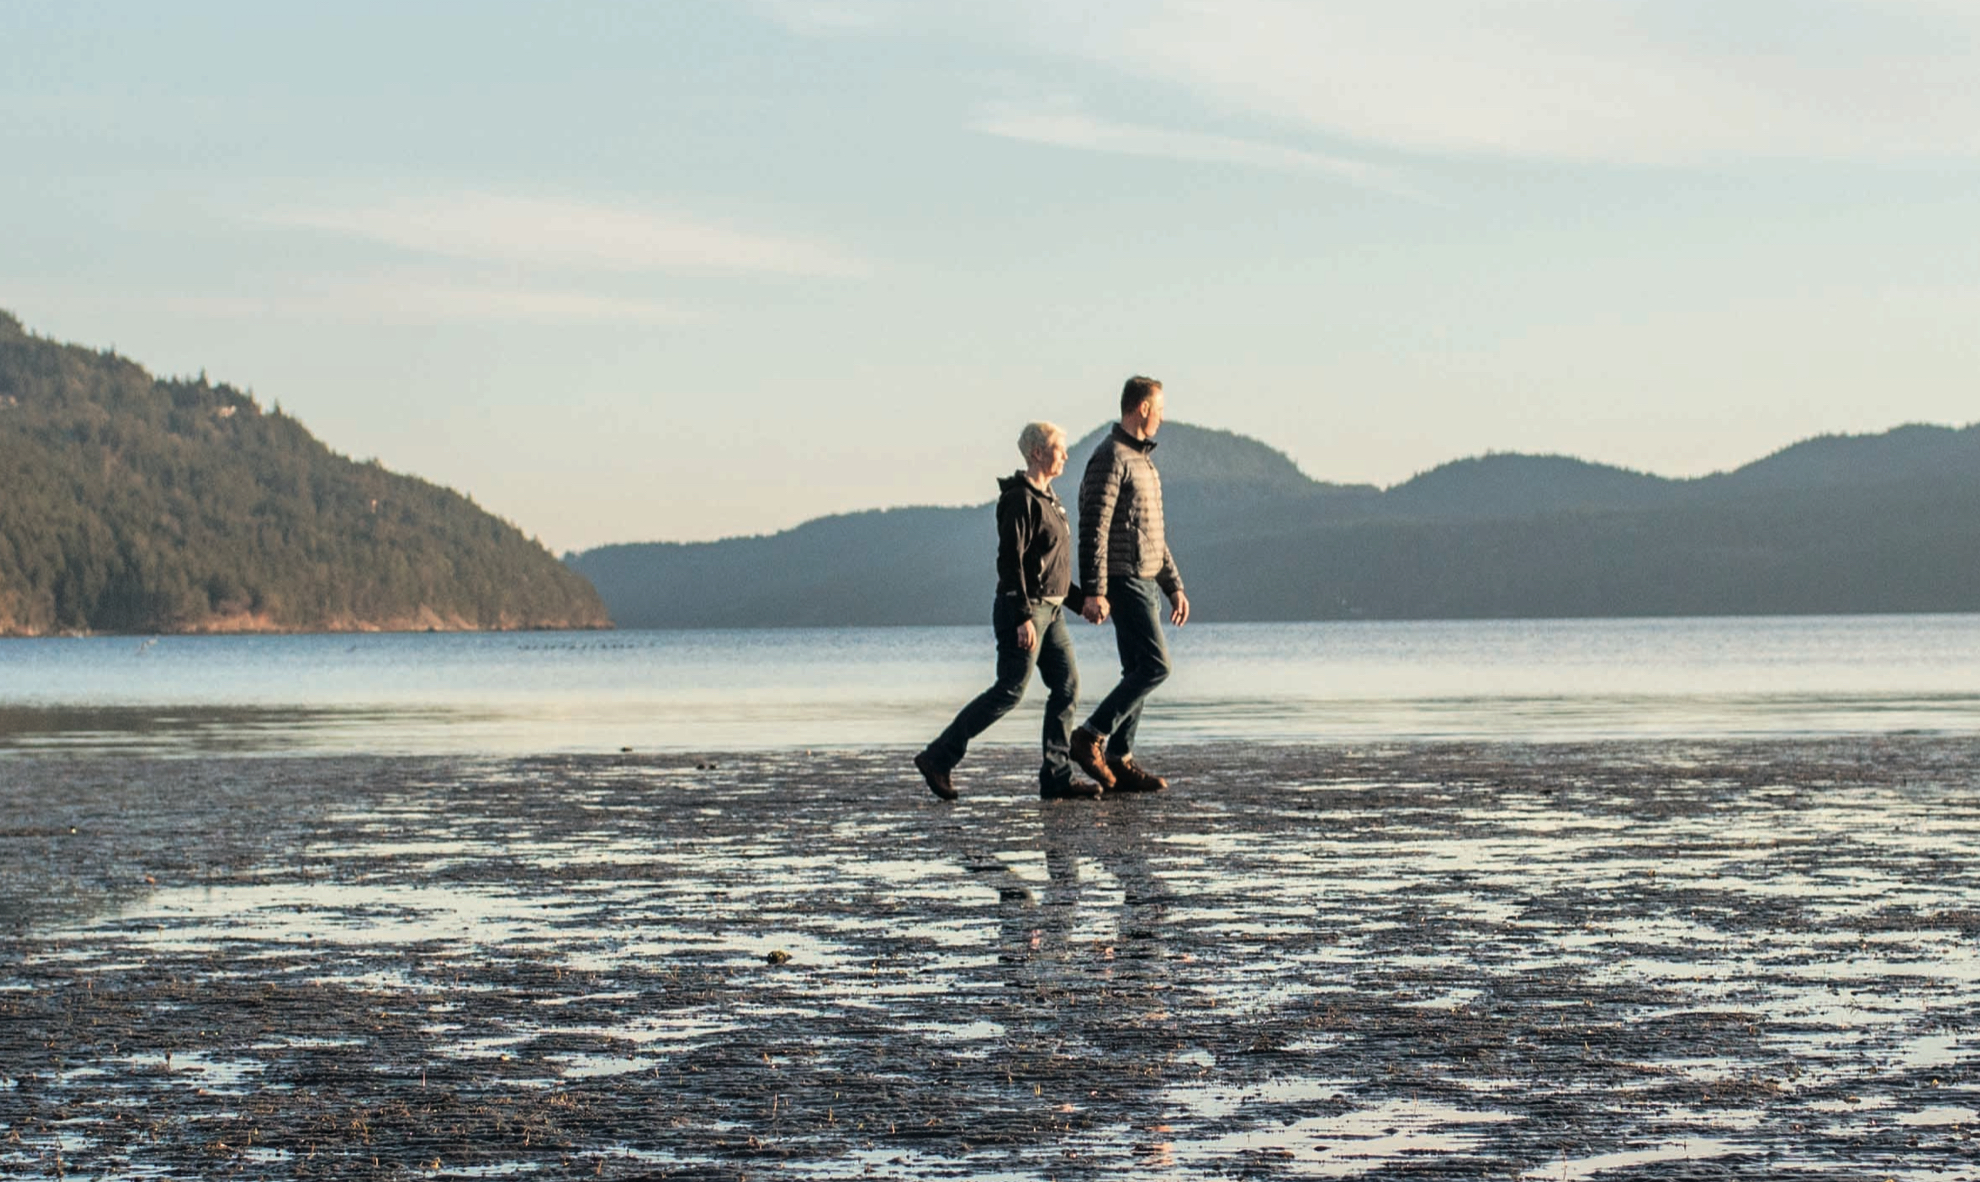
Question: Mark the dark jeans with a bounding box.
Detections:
[926,598,1080,790]
[1083,575,1171,759]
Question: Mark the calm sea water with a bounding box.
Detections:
[2,615,1978,756]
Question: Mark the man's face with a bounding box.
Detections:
[1142,390,1166,437]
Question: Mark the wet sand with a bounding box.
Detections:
[2,740,1977,1179]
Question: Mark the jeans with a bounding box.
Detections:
[1083,575,1171,758]
[926,598,1081,790]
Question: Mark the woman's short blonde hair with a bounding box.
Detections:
[1018,420,1065,463]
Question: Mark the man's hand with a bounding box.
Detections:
[1016,618,1037,652]
[1082,596,1110,625]
[1169,590,1190,626]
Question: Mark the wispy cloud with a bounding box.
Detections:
[324,279,685,326]
[267,193,868,278]
[5,274,686,329]
[971,100,1419,196]
[166,276,685,327]
[1052,0,1980,164]
[750,0,1980,165]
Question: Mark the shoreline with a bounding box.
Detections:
[0,619,616,640]
[5,608,1980,641]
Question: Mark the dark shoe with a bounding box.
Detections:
[914,751,957,801]
[1040,779,1102,801]
[1069,727,1116,790]
[1106,754,1168,793]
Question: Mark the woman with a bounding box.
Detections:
[914,421,1100,801]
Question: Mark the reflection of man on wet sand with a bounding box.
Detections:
[1013,805,1171,989]
[1071,376,1190,796]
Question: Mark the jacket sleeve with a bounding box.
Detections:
[1156,545,1184,598]
[1077,451,1123,598]
[995,493,1033,601]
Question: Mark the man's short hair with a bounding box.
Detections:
[1018,420,1064,462]
[1121,375,1163,414]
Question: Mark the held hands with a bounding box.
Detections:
[1073,591,1185,625]
[1016,617,1037,652]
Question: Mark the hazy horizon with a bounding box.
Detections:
[8,2,1980,550]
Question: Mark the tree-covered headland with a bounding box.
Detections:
[0,310,609,635]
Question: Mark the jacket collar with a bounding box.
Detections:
[999,471,1061,502]
[1111,422,1157,453]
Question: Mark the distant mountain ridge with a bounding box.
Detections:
[1710,423,1980,494]
[1382,453,1674,520]
[571,418,1980,627]
[0,311,609,636]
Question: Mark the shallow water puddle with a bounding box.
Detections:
[1179,1097,1522,1177]
[1521,1137,1738,1179]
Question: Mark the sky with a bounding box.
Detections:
[5,0,1978,551]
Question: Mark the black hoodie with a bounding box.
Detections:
[994,472,1084,609]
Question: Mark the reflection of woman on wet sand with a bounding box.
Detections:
[914,422,1103,802]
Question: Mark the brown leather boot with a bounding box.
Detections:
[1106,754,1168,793]
[1069,727,1116,790]
[1040,778,1102,801]
[914,751,957,801]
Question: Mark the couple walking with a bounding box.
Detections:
[915,376,1190,802]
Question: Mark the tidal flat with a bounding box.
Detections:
[1,741,1976,1180]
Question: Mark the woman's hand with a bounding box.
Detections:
[1016,618,1037,651]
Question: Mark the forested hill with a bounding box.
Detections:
[0,311,609,635]
[569,418,1980,627]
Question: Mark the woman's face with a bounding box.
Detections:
[1036,436,1068,478]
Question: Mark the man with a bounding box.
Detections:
[1070,375,1190,793]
